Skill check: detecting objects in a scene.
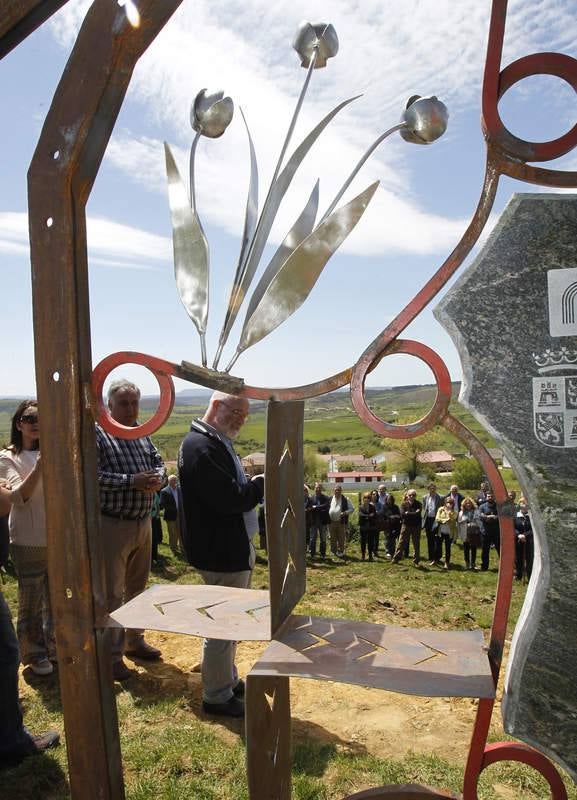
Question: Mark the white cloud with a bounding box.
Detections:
[48,0,577,264]
[0,212,171,270]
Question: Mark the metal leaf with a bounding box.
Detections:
[218,95,361,356]
[164,142,209,357]
[236,108,259,284]
[213,110,259,368]
[235,180,379,358]
[244,180,319,323]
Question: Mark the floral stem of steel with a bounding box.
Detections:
[319,122,406,223]
[188,130,201,212]
[213,47,319,371]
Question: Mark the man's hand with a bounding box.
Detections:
[133,471,163,492]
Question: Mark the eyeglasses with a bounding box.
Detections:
[20,414,38,424]
[219,402,248,421]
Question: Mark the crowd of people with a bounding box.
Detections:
[0,387,534,761]
[303,481,534,578]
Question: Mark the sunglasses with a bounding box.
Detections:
[20,414,39,424]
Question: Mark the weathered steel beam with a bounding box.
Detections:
[0,0,69,60]
[27,1,182,797]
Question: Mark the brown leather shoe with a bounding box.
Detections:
[112,660,134,681]
[125,642,161,661]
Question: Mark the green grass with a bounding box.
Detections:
[2,520,575,800]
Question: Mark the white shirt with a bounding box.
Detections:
[0,449,45,547]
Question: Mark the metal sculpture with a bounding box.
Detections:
[2,0,573,797]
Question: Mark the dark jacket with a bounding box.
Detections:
[383,502,401,535]
[478,501,500,536]
[358,501,377,531]
[311,492,330,525]
[159,485,178,522]
[445,491,464,511]
[400,499,422,529]
[178,420,264,572]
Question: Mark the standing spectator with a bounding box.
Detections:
[0,483,60,765]
[96,379,166,681]
[514,497,534,581]
[382,493,401,559]
[358,492,377,561]
[458,496,481,570]
[478,492,501,571]
[508,490,519,513]
[476,480,491,507]
[392,489,422,565]
[435,497,457,570]
[328,486,353,558]
[178,391,264,718]
[150,492,163,566]
[374,484,388,557]
[160,474,181,556]
[445,484,464,512]
[304,485,313,548]
[0,400,55,677]
[309,483,330,560]
[257,503,267,552]
[422,483,443,565]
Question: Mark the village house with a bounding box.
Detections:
[241,452,266,476]
[416,450,455,473]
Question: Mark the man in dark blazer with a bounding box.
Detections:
[160,475,181,555]
[422,483,444,564]
[179,392,264,719]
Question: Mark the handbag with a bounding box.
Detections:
[466,522,481,547]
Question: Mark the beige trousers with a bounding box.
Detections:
[100,515,151,661]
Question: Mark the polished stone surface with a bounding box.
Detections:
[435,193,577,781]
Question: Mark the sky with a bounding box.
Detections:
[1,0,577,397]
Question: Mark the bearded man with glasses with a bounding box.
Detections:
[178,391,264,719]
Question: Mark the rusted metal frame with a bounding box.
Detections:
[265,401,306,637]
[482,0,577,162]
[0,0,70,60]
[348,155,501,432]
[246,674,291,800]
[28,1,182,797]
[343,784,459,799]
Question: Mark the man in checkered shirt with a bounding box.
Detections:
[96,379,166,681]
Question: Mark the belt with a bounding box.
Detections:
[101,511,146,521]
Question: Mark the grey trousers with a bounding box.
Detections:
[197,568,252,704]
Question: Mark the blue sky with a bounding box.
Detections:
[1,0,577,396]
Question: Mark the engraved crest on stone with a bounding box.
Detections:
[532,361,577,448]
[547,267,577,336]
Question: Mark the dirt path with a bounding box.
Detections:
[146,632,506,761]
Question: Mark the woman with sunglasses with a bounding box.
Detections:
[0,401,55,676]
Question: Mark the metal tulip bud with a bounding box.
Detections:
[293,21,339,68]
[400,95,448,144]
[191,89,234,138]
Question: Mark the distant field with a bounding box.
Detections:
[0,383,498,466]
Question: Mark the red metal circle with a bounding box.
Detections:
[350,340,452,439]
[466,742,568,800]
[485,52,577,162]
[92,352,175,440]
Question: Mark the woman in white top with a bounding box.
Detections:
[0,400,55,676]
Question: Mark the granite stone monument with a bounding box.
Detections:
[435,193,577,782]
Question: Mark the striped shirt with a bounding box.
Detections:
[96,424,166,519]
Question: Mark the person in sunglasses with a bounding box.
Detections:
[0,401,56,677]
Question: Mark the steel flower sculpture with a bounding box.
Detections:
[164,21,448,373]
